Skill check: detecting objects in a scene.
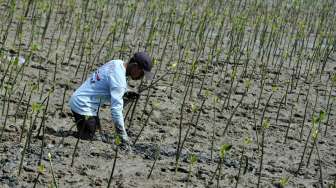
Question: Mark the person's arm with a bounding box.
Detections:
[110,86,128,141]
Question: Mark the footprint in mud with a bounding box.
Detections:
[132,143,160,160]
[0,175,18,187]
[168,166,189,174]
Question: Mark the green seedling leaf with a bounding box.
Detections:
[332,74,336,86]
[190,154,197,165]
[30,83,38,92]
[3,84,12,91]
[283,50,289,60]
[153,58,158,65]
[48,182,55,188]
[191,103,198,113]
[212,96,219,104]
[191,61,198,72]
[262,118,270,129]
[32,102,43,113]
[115,135,121,146]
[319,110,326,122]
[152,101,160,109]
[279,176,289,187]
[312,115,319,126]
[204,89,211,97]
[84,25,90,33]
[171,63,177,69]
[31,43,40,52]
[312,129,319,140]
[231,69,237,80]
[48,152,52,160]
[271,84,278,92]
[37,164,45,173]
[243,137,252,145]
[244,79,251,89]
[220,144,232,159]
[12,57,19,66]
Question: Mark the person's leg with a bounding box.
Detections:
[81,117,99,140]
[72,111,99,140]
[72,111,84,133]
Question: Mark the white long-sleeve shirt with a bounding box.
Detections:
[69,60,128,139]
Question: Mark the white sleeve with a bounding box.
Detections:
[110,86,126,127]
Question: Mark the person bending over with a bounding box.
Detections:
[69,52,153,149]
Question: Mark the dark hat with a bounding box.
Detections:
[131,52,154,79]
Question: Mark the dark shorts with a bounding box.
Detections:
[72,111,100,140]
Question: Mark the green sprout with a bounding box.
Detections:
[279,177,289,187]
[262,118,270,129]
[319,110,326,122]
[32,102,43,113]
[191,103,198,113]
[152,101,160,109]
[231,69,237,80]
[115,135,121,146]
[190,154,197,165]
[332,74,336,86]
[171,63,177,69]
[153,58,158,66]
[37,164,45,174]
[11,57,19,66]
[31,43,40,53]
[312,129,319,140]
[220,144,232,159]
[244,79,252,89]
[30,82,38,93]
[3,84,13,92]
[205,89,211,97]
[191,61,197,73]
[48,153,58,188]
[244,137,252,145]
[212,96,219,104]
[271,84,278,93]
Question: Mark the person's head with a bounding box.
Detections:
[126,52,153,80]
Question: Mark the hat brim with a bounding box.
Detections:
[144,71,154,80]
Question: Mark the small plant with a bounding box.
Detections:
[33,163,45,188]
[48,153,58,188]
[235,137,252,188]
[211,95,219,161]
[107,135,121,188]
[209,144,232,187]
[279,176,289,188]
[257,118,270,188]
[186,154,197,188]
[18,100,44,176]
[147,142,161,179]
[296,110,325,176]
[217,144,232,188]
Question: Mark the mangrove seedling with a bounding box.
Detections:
[147,143,161,179]
[186,154,197,188]
[33,163,45,188]
[235,137,252,188]
[107,135,121,188]
[209,144,232,187]
[257,118,270,188]
[48,153,58,188]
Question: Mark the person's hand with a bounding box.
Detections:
[123,91,140,100]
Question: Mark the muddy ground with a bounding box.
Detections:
[1,1,336,188]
